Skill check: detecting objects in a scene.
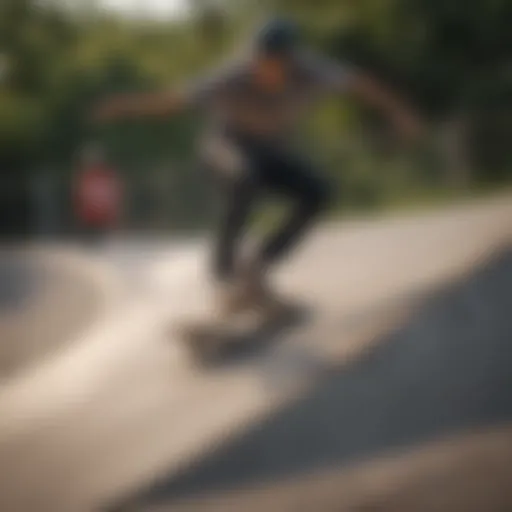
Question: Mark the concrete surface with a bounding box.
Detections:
[0,195,510,512]
[127,247,512,511]
[156,426,512,512]
[0,247,118,381]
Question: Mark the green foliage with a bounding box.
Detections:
[0,0,510,232]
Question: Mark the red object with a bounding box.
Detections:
[74,164,122,228]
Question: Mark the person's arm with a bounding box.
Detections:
[344,71,424,139]
[310,50,423,139]
[91,89,189,123]
[92,62,236,124]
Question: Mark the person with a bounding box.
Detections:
[73,145,122,246]
[92,17,422,317]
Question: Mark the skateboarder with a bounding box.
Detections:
[93,17,422,317]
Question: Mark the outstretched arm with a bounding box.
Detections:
[91,62,235,124]
[91,89,190,123]
[344,71,424,139]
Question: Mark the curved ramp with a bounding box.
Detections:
[0,248,117,381]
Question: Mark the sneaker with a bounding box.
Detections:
[237,258,300,319]
[213,279,254,319]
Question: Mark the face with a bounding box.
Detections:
[253,53,290,90]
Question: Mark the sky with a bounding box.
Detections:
[61,0,191,19]
[102,0,189,18]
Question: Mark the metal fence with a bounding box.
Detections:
[28,161,218,238]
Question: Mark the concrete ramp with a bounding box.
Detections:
[0,196,509,512]
[0,248,117,381]
[128,248,512,512]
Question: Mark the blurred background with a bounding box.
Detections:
[1,0,511,238]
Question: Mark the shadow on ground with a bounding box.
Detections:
[112,247,512,511]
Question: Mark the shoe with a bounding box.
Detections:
[237,258,301,320]
[213,279,254,319]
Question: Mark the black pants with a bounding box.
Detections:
[206,134,330,281]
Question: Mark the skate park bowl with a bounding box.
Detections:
[0,247,114,382]
[0,195,510,512]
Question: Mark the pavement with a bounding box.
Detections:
[0,194,510,512]
[0,246,119,382]
[135,247,512,512]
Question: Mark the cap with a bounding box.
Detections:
[254,17,300,57]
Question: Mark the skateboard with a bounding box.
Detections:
[176,301,310,365]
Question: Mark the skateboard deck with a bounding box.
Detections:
[176,304,310,365]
